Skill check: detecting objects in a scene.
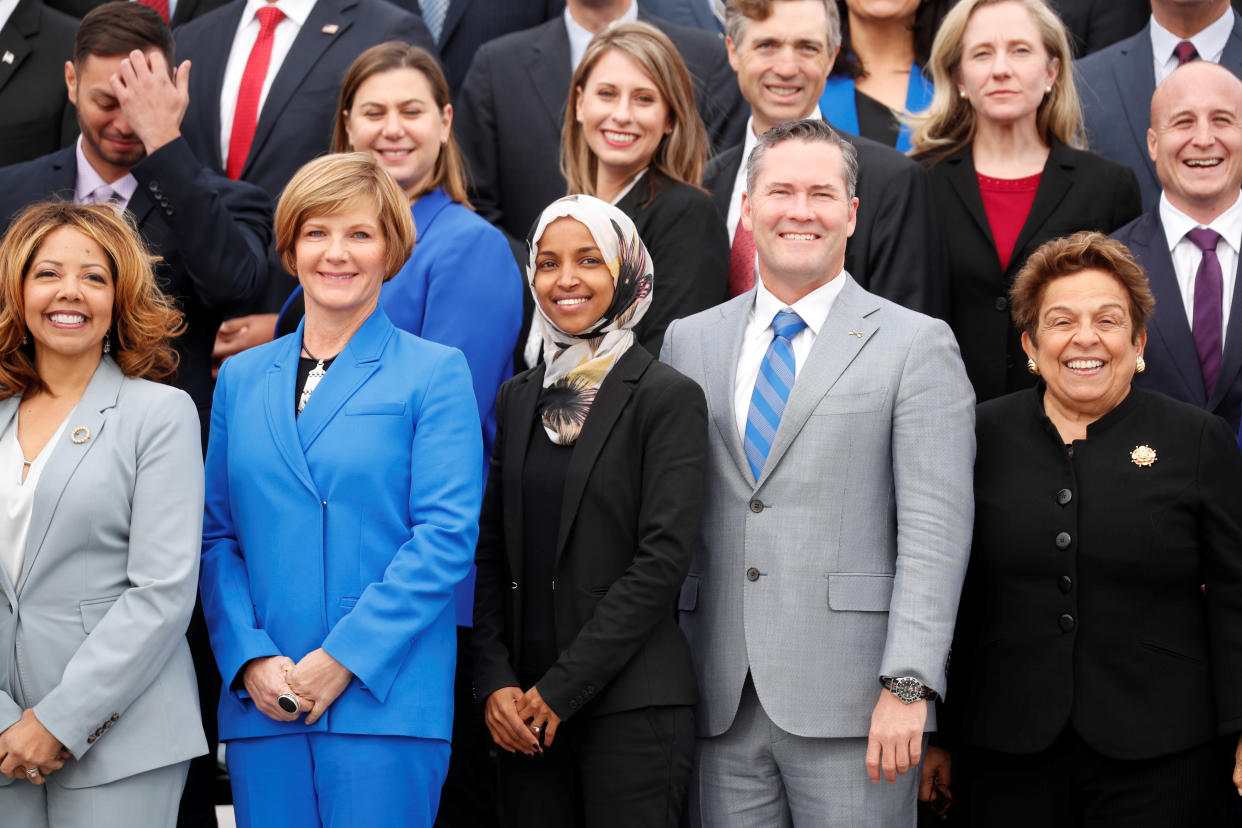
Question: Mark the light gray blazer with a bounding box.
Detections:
[0,357,207,789]
[661,275,976,739]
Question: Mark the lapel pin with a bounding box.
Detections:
[2,52,13,64]
[321,23,339,34]
[1130,445,1157,467]
[848,329,863,338]
[71,426,90,444]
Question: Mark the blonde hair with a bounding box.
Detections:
[562,22,709,198]
[333,41,471,207]
[0,201,183,398]
[909,0,1084,161]
[274,152,416,281]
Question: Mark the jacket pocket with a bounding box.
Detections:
[826,573,894,612]
[79,595,121,633]
[812,389,887,416]
[344,401,406,416]
[1140,640,1204,665]
[340,597,359,610]
[678,575,699,612]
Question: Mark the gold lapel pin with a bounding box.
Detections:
[321,23,339,34]
[848,329,863,338]
[71,426,90,444]
[1130,445,1156,467]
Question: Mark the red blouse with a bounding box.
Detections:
[977,172,1042,272]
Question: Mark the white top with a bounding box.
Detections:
[0,0,21,34]
[0,410,70,587]
[733,269,847,440]
[1150,7,1233,85]
[218,0,315,167]
[564,0,637,71]
[74,136,139,209]
[1158,191,1242,340]
[727,108,825,243]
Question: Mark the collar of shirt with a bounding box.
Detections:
[0,0,21,35]
[748,266,846,341]
[728,108,825,243]
[1150,7,1234,82]
[73,136,139,209]
[565,0,638,71]
[1159,190,1242,334]
[238,0,313,31]
[1159,190,1242,255]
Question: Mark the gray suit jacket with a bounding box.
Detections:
[0,358,206,789]
[661,276,975,739]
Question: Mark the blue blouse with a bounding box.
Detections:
[818,63,934,153]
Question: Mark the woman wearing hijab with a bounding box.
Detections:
[472,195,707,827]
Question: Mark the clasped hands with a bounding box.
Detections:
[484,685,562,756]
[0,709,69,784]
[244,650,352,726]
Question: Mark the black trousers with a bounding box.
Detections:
[435,626,501,828]
[958,727,1231,828]
[497,704,694,828]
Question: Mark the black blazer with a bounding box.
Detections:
[950,386,1242,759]
[455,11,746,248]
[418,0,562,96]
[923,140,1140,402]
[0,0,77,169]
[43,0,229,23]
[0,140,273,423]
[473,346,706,720]
[703,131,948,319]
[1114,210,1242,435]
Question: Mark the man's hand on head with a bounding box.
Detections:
[110,49,190,155]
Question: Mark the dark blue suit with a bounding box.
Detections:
[1077,12,1242,211]
[1113,209,1242,433]
[420,0,562,95]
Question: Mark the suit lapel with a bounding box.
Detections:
[942,147,995,254]
[0,396,16,604]
[125,182,157,230]
[1112,29,1158,188]
[703,297,752,485]
[502,368,541,582]
[192,2,244,172]
[264,327,318,495]
[245,0,355,178]
[18,358,122,595]
[758,277,876,488]
[0,0,37,97]
[1008,141,1074,273]
[1135,212,1207,403]
[294,306,389,452]
[525,19,572,134]
[555,347,647,559]
[439,0,470,48]
[1209,246,1242,410]
[707,145,741,220]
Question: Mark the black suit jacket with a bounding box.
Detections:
[43,0,231,24]
[703,130,948,319]
[0,140,272,421]
[950,386,1242,759]
[1047,0,1147,58]
[924,140,1140,402]
[455,11,746,247]
[0,0,77,169]
[1114,209,1242,434]
[473,346,705,720]
[1077,13,1242,212]
[419,0,562,96]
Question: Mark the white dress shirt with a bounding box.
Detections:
[564,0,637,71]
[0,411,70,586]
[727,108,825,243]
[732,270,847,440]
[1150,8,1234,85]
[1159,191,1242,342]
[0,0,21,34]
[73,137,139,210]
[218,0,315,167]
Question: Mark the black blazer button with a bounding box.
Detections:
[746,567,760,582]
[749,499,764,513]
[1058,613,1075,632]
[148,181,160,192]
[994,296,1008,311]
[1056,488,1072,506]
[1058,575,1072,594]
[1055,532,1071,550]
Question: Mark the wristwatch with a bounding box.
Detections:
[880,675,938,704]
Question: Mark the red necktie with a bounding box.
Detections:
[137,0,170,23]
[1174,40,1200,66]
[227,5,284,180]
[728,216,756,297]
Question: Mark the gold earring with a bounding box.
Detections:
[1027,357,1040,376]
[1136,354,1146,374]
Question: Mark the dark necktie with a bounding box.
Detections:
[728,217,756,297]
[227,6,285,180]
[1187,227,1224,396]
[1174,40,1200,66]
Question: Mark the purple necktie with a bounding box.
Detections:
[1187,227,1224,396]
[1174,41,1200,65]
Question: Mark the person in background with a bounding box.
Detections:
[474,194,705,827]
[0,0,78,168]
[201,153,482,828]
[0,201,206,827]
[554,21,728,359]
[910,0,1140,402]
[818,0,952,151]
[927,231,1242,826]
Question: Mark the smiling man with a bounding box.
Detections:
[1112,60,1242,433]
[661,118,974,827]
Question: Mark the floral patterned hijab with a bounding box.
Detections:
[527,195,654,445]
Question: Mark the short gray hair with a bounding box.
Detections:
[745,118,859,198]
[725,0,841,54]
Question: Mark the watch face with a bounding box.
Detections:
[890,676,924,703]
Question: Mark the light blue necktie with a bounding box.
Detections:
[745,309,806,480]
[422,0,448,43]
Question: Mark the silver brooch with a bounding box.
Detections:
[1130,445,1156,467]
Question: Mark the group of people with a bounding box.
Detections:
[2,0,1242,827]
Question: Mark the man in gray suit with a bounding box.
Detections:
[661,119,975,826]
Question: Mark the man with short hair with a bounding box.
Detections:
[1078,0,1242,210]
[1113,60,1242,433]
[662,118,974,827]
[705,0,945,317]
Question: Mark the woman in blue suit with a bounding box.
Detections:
[201,153,483,828]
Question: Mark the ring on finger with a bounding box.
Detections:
[530,724,543,734]
[277,692,301,714]
[25,767,38,779]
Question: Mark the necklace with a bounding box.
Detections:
[298,344,330,414]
